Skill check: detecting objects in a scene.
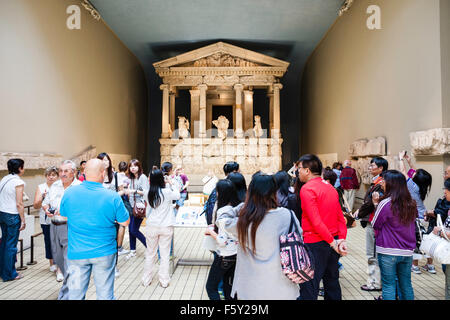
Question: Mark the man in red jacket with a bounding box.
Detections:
[339,160,360,212]
[297,154,348,300]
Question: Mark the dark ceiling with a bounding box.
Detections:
[89,0,343,168]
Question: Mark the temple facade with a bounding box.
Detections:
[154,42,289,175]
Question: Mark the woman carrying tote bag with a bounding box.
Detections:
[429,178,450,300]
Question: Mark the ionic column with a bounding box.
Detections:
[267,86,274,136]
[234,84,244,138]
[272,83,283,139]
[198,84,208,138]
[244,89,254,133]
[160,84,170,138]
[189,89,200,137]
[169,87,176,135]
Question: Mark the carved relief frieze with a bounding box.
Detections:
[410,128,450,155]
[185,53,261,68]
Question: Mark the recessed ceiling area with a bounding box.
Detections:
[89,0,344,167]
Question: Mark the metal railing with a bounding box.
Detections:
[16,239,27,271]
[27,232,42,265]
[25,205,34,215]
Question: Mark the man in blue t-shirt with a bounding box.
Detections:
[60,159,129,300]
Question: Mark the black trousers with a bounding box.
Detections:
[205,252,236,300]
[299,241,342,300]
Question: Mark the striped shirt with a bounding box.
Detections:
[372,197,416,256]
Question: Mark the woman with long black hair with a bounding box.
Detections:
[141,169,180,288]
[97,153,116,191]
[224,172,302,300]
[274,170,301,220]
[204,179,241,300]
[372,170,417,300]
[226,172,247,203]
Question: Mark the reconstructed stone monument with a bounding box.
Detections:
[154,42,289,176]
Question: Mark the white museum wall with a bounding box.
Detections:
[0,0,148,205]
[301,0,448,208]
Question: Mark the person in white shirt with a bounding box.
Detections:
[204,179,241,300]
[0,158,26,281]
[33,166,59,274]
[141,169,180,288]
[42,160,81,299]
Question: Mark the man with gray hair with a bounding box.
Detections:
[42,160,81,300]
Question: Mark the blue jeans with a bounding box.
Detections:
[0,212,20,281]
[378,253,414,300]
[67,253,117,300]
[176,192,187,207]
[41,224,52,260]
[129,215,146,251]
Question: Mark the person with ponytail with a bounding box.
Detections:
[204,179,241,300]
[372,170,418,300]
[141,169,180,288]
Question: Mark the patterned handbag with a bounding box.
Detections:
[131,179,147,219]
[280,210,315,284]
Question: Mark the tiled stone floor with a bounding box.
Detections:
[0,209,446,300]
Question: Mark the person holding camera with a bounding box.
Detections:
[399,152,434,274]
[33,166,59,274]
[353,157,388,292]
[42,160,81,299]
[0,158,26,282]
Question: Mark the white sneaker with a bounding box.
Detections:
[125,251,136,261]
[49,265,57,273]
[422,264,437,274]
[56,272,64,282]
[118,247,130,256]
[411,265,422,274]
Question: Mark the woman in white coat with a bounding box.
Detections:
[142,169,180,288]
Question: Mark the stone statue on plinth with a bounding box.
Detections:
[253,115,263,138]
[178,116,190,139]
[212,115,229,139]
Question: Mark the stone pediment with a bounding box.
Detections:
[153,42,289,70]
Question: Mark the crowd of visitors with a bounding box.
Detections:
[0,153,449,301]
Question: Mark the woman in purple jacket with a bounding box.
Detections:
[372,170,417,300]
